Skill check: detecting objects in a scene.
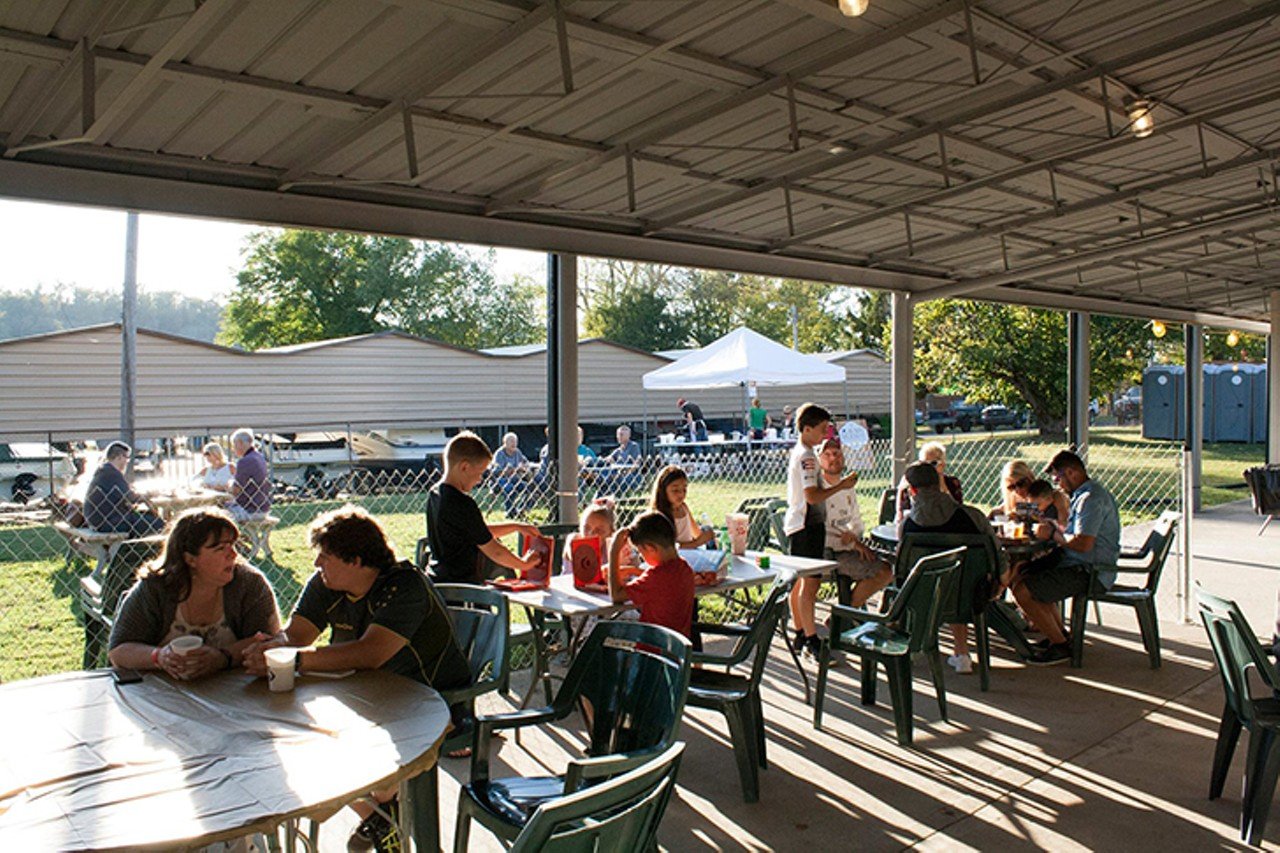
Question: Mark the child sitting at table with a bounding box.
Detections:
[1027,478,1070,526]
[607,511,695,639]
[564,497,621,573]
[651,465,715,549]
[425,431,543,585]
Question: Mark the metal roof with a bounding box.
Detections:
[0,0,1277,330]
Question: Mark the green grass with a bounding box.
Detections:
[0,428,1262,683]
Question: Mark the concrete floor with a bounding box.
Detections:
[322,500,1279,851]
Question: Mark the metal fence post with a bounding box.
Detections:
[1179,447,1194,624]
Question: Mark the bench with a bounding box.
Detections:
[237,515,280,562]
[72,531,164,668]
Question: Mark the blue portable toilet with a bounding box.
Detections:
[1201,363,1216,441]
[1208,363,1252,442]
[1143,365,1184,440]
[1251,364,1268,444]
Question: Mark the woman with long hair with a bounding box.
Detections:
[107,508,281,680]
[649,464,715,548]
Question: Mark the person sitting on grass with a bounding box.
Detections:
[607,511,695,640]
[900,461,1008,675]
[426,431,543,585]
[243,506,472,853]
[1011,450,1120,666]
[108,508,281,679]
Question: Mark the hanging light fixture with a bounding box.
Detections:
[1125,98,1155,138]
[1151,319,1167,338]
[1227,330,1241,348]
[838,0,870,16]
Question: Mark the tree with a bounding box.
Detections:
[220,230,542,350]
[0,284,222,342]
[912,300,1151,435]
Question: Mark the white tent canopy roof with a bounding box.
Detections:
[642,328,845,391]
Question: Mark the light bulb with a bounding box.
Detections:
[839,0,870,16]
[1151,319,1166,338]
[1126,99,1155,139]
[1227,330,1240,347]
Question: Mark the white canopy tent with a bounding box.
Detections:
[641,328,847,442]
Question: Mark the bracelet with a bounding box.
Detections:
[151,646,161,666]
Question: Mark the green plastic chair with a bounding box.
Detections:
[1196,587,1280,845]
[1069,511,1179,669]
[507,742,685,852]
[81,537,163,668]
[813,547,965,746]
[769,506,790,552]
[895,531,1000,692]
[612,495,651,528]
[687,572,795,802]
[454,620,691,852]
[734,496,784,552]
[877,488,897,525]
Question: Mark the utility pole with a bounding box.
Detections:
[121,212,138,459]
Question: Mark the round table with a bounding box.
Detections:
[0,668,450,851]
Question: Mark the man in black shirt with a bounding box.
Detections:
[244,506,471,853]
[677,397,709,442]
[426,432,541,584]
[84,441,163,535]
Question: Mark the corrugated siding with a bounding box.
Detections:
[0,329,891,439]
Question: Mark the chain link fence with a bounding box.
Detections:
[0,426,1183,683]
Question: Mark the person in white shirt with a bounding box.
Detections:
[784,403,858,659]
[818,438,892,608]
[196,442,234,492]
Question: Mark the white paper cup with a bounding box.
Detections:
[169,635,203,655]
[264,647,297,693]
[725,512,750,556]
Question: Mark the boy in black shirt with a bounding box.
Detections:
[426,431,541,584]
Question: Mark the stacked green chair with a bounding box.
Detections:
[687,572,795,802]
[895,532,1000,692]
[734,496,785,552]
[507,743,685,852]
[814,547,965,746]
[454,621,691,851]
[1068,511,1179,668]
[1197,587,1280,846]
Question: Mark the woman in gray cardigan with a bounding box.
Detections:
[108,508,281,680]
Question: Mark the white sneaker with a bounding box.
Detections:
[947,654,973,674]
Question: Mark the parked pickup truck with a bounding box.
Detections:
[980,405,1025,430]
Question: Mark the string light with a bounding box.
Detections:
[1151,319,1167,338]
[1126,98,1155,138]
[1227,330,1240,348]
[838,0,870,16]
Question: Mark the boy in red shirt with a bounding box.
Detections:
[607,511,695,639]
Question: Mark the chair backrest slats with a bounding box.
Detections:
[1197,587,1280,726]
[435,583,509,701]
[882,547,966,654]
[897,533,998,626]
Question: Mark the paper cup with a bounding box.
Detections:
[264,647,297,693]
[169,635,203,655]
[725,512,750,556]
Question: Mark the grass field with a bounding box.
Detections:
[0,429,1261,683]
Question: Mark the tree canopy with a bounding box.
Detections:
[219,230,542,350]
[0,285,222,342]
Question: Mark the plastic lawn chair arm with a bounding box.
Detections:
[829,602,886,626]
[563,746,669,793]
[470,707,559,783]
[414,536,430,572]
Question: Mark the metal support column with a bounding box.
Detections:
[547,253,579,526]
[1270,295,1280,463]
[891,292,914,482]
[1067,311,1090,453]
[120,211,138,454]
[1185,323,1203,512]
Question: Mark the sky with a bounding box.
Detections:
[0,198,547,301]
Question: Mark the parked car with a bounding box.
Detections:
[951,404,981,432]
[980,405,1025,430]
[1115,389,1142,425]
[923,411,956,434]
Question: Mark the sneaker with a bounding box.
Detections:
[947,654,973,674]
[791,628,807,653]
[348,799,400,853]
[802,635,820,660]
[1026,644,1071,667]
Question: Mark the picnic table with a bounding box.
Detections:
[142,486,231,519]
[0,668,451,852]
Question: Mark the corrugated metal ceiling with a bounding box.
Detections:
[0,0,1275,328]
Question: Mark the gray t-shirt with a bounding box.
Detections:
[109,563,280,651]
[1061,478,1121,587]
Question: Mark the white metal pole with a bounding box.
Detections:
[121,211,138,455]
[1180,447,1194,623]
[891,292,914,482]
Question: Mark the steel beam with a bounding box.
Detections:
[1068,312,1090,453]
[548,252,579,525]
[1185,323,1204,511]
[1271,295,1280,462]
[892,292,915,483]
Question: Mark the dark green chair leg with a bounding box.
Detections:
[1246,729,1280,846]
[1135,599,1162,669]
[83,619,105,669]
[1211,704,1243,800]
[975,611,991,693]
[886,656,914,746]
[1069,592,1089,668]
[405,765,440,853]
[927,649,948,723]
[860,657,879,706]
[813,643,831,729]
[753,691,767,769]
[724,702,760,803]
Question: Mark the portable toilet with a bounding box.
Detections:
[1208,363,1253,442]
[1201,363,1216,441]
[1251,364,1268,444]
[1143,365,1184,440]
